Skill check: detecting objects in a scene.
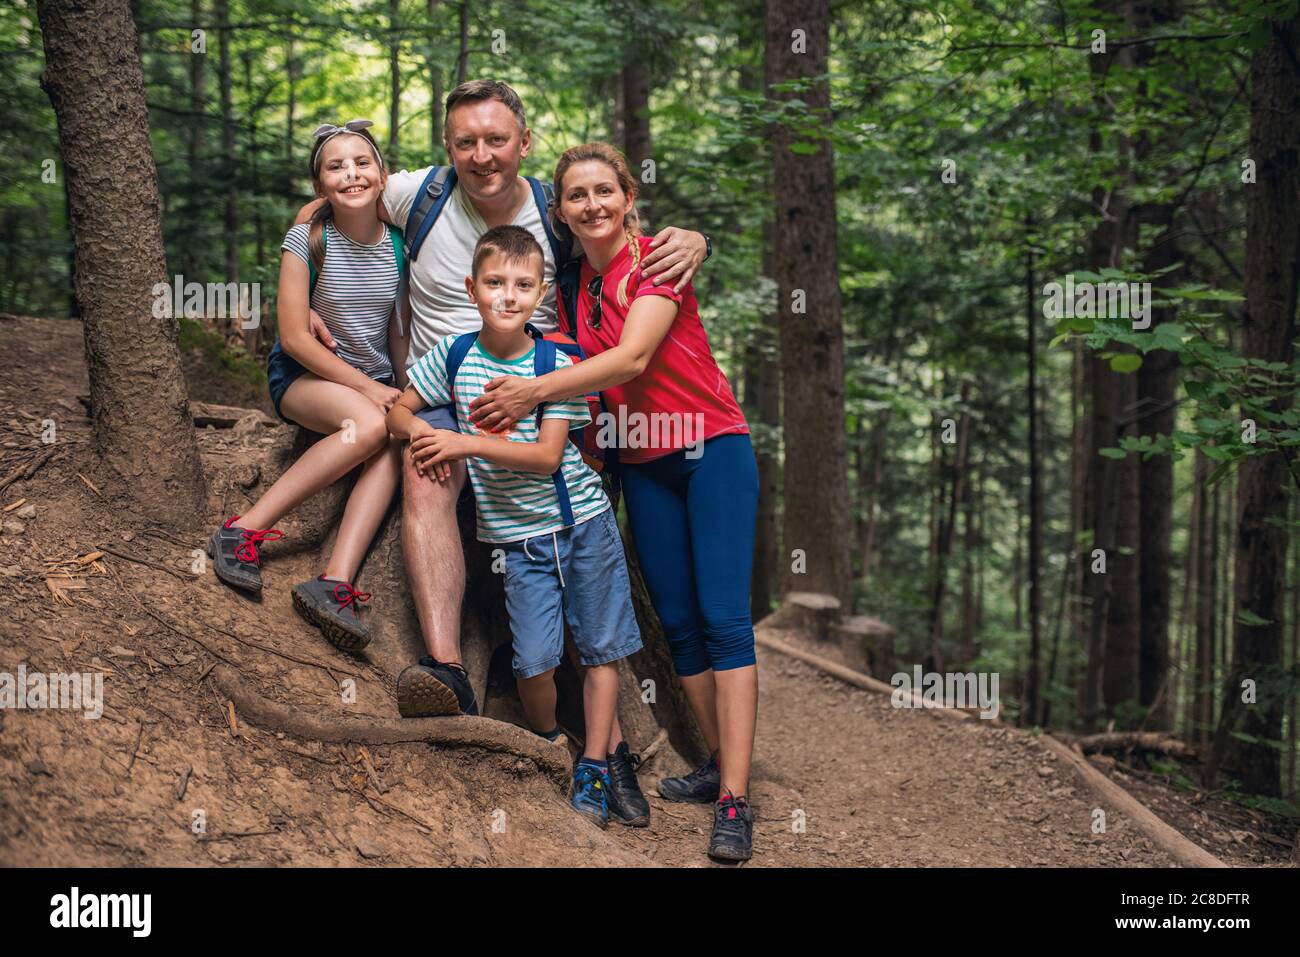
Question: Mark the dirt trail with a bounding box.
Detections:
[0,315,1288,868]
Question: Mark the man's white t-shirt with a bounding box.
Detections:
[383,167,558,368]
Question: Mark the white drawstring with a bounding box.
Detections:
[521,532,565,589]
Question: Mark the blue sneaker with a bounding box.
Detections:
[570,762,610,829]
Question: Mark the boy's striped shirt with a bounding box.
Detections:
[407,334,609,543]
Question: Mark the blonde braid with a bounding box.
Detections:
[617,228,642,309]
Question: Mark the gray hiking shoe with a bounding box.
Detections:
[292,576,372,652]
[207,516,282,594]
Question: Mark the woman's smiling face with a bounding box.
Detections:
[558,159,633,244]
[314,133,384,208]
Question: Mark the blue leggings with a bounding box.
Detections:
[621,433,758,677]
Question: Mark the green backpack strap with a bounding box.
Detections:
[308,226,328,297]
[387,224,406,275]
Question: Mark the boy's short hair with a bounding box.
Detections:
[472,225,545,280]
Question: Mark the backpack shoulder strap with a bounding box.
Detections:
[526,176,565,266]
[529,334,575,527]
[387,224,406,275]
[525,177,582,331]
[404,165,456,264]
[443,333,478,424]
[308,223,330,296]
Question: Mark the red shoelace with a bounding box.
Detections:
[226,515,284,566]
[329,580,372,618]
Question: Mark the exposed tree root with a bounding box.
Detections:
[210,665,572,789]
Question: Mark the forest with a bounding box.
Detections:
[0,0,1297,870]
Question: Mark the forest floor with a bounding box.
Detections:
[0,314,1294,868]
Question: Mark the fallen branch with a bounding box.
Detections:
[1066,732,1196,758]
[753,625,1228,869]
[212,665,571,787]
[636,728,670,770]
[1038,736,1226,868]
[0,446,57,494]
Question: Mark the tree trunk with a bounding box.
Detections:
[1131,0,1180,732]
[215,0,237,338]
[1212,14,1300,795]
[1025,223,1043,725]
[765,0,852,609]
[456,1,469,85]
[388,0,401,170]
[744,224,780,621]
[927,380,971,675]
[620,52,653,225]
[428,0,443,153]
[185,0,205,281]
[36,0,206,526]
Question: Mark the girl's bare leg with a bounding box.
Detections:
[324,436,402,582]
[238,374,387,530]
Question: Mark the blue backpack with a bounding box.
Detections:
[444,324,589,527]
[402,165,582,331]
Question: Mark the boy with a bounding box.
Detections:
[386,225,648,828]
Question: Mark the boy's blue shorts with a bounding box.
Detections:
[501,507,643,679]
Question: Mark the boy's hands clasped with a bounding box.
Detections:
[408,425,469,483]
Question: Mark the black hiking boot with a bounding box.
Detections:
[708,790,753,862]
[396,656,479,716]
[207,515,282,594]
[291,576,372,652]
[606,741,650,827]
[656,754,720,804]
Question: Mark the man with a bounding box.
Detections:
[294,80,708,722]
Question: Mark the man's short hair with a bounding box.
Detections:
[444,80,528,136]
[472,225,544,279]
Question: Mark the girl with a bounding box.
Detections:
[207,120,406,654]
[466,143,759,862]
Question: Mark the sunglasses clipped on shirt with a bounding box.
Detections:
[586,274,604,331]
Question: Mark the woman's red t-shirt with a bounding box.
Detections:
[566,235,749,465]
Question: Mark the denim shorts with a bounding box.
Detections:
[265,341,394,423]
[500,507,643,678]
[413,403,459,432]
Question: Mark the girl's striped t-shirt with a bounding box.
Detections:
[281,222,400,381]
[407,334,609,544]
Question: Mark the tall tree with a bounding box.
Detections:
[764,0,852,608]
[214,0,237,336]
[36,0,205,525]
[388,0,401,169]
[1212,13,1300,796]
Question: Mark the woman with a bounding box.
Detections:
[468,143,759,862]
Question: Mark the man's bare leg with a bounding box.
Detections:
[402,452,467,664]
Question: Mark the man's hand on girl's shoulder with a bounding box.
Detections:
[642,227,708,294]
